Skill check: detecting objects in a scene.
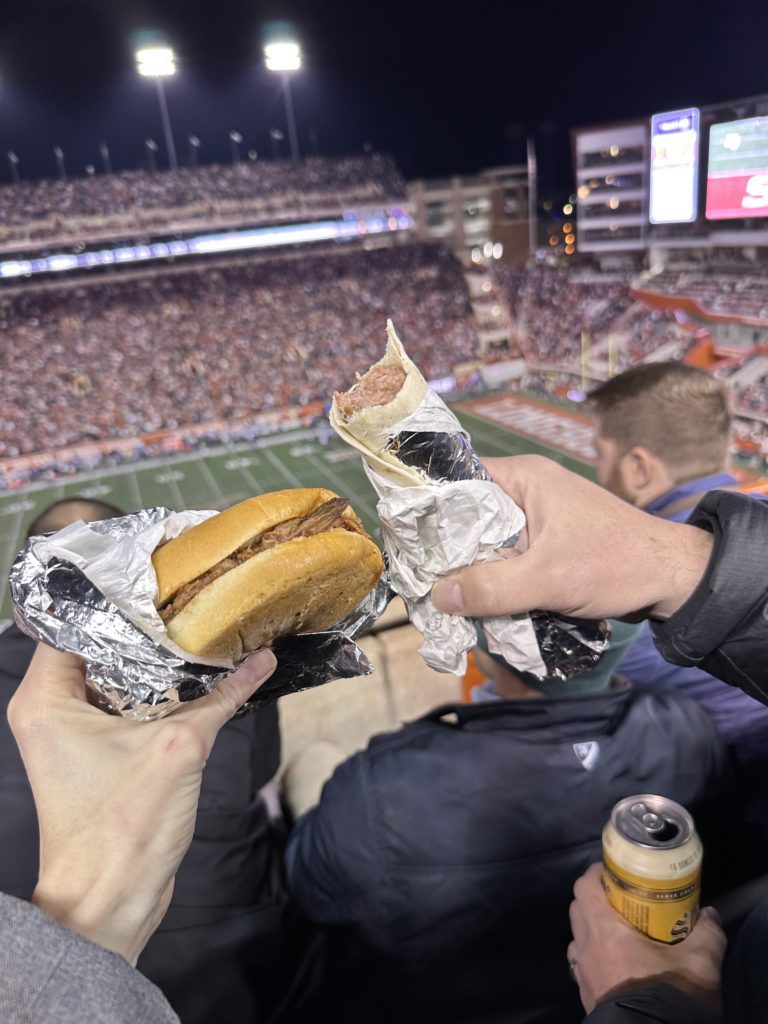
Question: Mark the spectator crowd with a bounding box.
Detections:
[496,264,692,371]
[639,263,768,323]
[3,247,768,485]
[0,243,476,461]
[0,154,405,245]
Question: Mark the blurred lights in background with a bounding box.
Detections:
[471,242,504,264]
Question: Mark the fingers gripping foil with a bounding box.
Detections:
[10,507,393,721]
[331,321,609,680]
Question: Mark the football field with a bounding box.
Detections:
[0,405,595,621]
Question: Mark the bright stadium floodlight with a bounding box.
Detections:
[135,44,178,171]
[264,38,302,163]
[264,41,301,72]
[135,46,176,77]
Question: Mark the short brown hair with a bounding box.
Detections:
[588,363,731,481]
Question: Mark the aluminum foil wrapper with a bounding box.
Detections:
[9,507,392,721]
[362,393,609,678]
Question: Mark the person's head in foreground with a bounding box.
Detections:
[472,618,640,700]
[26,497,124,538]
[587,362,731,507]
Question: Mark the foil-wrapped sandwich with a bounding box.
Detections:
[10,489,389,720]
[331,320,609,678]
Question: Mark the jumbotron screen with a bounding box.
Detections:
[649,108,699,224]
[706,117,768,220]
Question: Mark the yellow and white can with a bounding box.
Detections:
[602,794,702,944]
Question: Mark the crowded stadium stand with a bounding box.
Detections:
[635,262,768,323]
[0,153,405,249]
[0,242,476,464]
[2,130,768,491]
[495,263,695,375]
[488,255,768,472]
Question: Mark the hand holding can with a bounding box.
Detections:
[602,794,702,944]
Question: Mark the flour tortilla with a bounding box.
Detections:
[330,321,429,486]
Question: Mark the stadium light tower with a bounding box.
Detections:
[229,130,243,163]
[264,39,301,163]
[135,45,178,172]
[7,150,19,185]
[145,137,159,173]
[188,134,201,167]
[53,146,67,184]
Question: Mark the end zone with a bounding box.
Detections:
[456,395,596,464]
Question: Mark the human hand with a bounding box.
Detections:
[8,643,276,965]
[568,863,726,1013]
[431,456,713,622]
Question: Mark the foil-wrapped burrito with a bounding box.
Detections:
[10,498,392,721]
[331,320,609,678]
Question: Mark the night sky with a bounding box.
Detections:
[1,0,767,193]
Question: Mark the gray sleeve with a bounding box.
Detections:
[0,893,179,1024]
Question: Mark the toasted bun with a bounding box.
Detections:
[152,488,383,661]
[165,530,383,660]
[153,487,354,607]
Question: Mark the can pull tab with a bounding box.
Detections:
[629,801,679,842]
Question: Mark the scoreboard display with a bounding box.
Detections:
[649,108,699,224]
[706,116,768,220]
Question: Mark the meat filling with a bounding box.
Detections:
[160,497,364,623]
[334,364,406,417]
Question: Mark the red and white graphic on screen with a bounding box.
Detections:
[706,172,768,219]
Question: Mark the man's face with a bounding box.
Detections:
[593,429,636,505]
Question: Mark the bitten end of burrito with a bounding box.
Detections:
[330,320,428,486]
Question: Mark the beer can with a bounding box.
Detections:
[602,794,702,944]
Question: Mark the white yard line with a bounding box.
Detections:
[305,451,378,521]
[127,470,144,511]
[237,464,265,495]
[166,475,187,510]
[263,446,304,487]
[198,459,229,503]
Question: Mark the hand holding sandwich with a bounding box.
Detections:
[9,643,276,965]
[432,456,713,623]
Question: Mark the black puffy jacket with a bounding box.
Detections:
[286,685,726,1024]
[588,490,768,1024]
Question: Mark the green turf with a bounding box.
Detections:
[0,406,594,621]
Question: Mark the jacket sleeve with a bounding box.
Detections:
[0,893,178,1024]
[285,751,382,926]
[651,491,768,705]
[583,983,721,1024]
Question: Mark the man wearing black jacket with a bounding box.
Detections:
[432,465,768,1024]
[285,619,728,1023]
